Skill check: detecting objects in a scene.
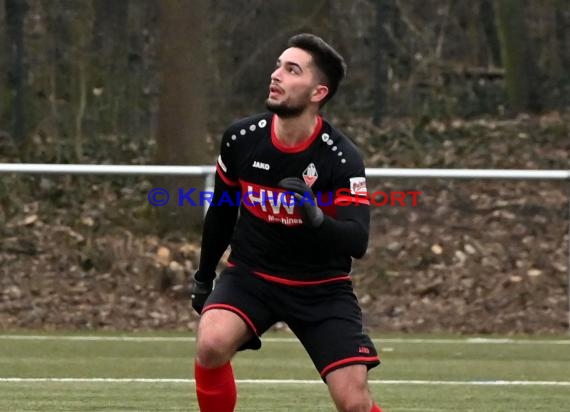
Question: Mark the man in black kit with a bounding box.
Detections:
[191,33,383,412]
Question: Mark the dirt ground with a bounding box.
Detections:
[1,113,568,334]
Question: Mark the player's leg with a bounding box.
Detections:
[194,309,251,412]
[194,266,277,412]
[283,281,382,412]
[195,309,252,368]
[326,364,381,412]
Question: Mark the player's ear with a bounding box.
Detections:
[311,84,329,104]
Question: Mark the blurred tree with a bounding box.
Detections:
[371,0,395,126]
[44,0,74,161]
[2,0,567,165]
[5,0,28,142]
[479,0,501,67]
[0,0,5,132]
[556,0,570,73]
[542,0,569,106]
[555,0,570,107]
[214,0,330,118]
[70,2,93,162]
[43,0,93,162]
[156,0,209,232]
[494,0,540,112]
[91,0,129,135]
[122,0,159,142]
[546,1,564,81]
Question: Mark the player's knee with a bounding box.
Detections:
[331,385,372,412]
[195,309,252,367]
[334,395,372,412]
[195,331,235,367]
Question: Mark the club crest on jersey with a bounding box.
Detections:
[302,163,318,187]
[349,177,367,194]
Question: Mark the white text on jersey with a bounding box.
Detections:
[252,161,270,170]
[246,186,295,215]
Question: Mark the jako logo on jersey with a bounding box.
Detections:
[302,163,318,187]
[252,161,270,170]
[349,177,367,195]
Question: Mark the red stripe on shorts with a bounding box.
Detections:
[320,356,380,378]
[202,303,258,334]
[253,270,350,286]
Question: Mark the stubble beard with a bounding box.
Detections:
[265,100,307,118]
[265,92,311,118]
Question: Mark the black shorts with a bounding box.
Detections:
[202,265,380,380]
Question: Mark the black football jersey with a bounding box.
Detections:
[215,112,369,283]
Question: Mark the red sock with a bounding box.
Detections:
[195,361,237,412]
[371,404,383,412]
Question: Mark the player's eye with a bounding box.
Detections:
[288,66,301,75]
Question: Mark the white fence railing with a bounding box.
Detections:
[1,163,569,333]
[0,163,568,179]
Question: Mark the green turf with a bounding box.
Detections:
[1,332,569,411]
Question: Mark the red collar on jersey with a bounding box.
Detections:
[270,114,323,153]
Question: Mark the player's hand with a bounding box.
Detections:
[278,177,324,228]
[190,274,214,314]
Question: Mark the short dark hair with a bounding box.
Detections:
[287,33,346,106]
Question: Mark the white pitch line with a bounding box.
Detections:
[0,336,196,342]
[0,335,569,345]
[1,378,570,386]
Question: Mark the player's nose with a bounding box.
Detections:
[270,67,282,83]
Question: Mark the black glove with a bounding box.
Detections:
[190,275,214,314]
[278,177,324,228]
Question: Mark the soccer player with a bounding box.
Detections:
[191,33,382,412]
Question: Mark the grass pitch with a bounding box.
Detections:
[1,332,569,411]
